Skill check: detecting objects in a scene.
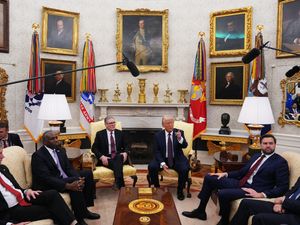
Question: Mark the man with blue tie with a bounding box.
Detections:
[230,177,300,225]
[31,131,100,225]
[182,134,289,225]
[148,115,189,200]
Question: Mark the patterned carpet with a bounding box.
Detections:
[95,165,211,192]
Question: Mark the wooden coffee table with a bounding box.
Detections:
[113,187,182,225]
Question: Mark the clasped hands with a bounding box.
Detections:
[100,152,128,166]
[66,177,85,191]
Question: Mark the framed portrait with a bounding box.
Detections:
[41,7,79,55]
[210,7,252,57]
[0,0,9,53]
[210,61,249,105]
[276,0,300,58]
[116,8,169,73]
[41,58,76,102]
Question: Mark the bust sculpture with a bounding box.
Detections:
[219,113,231,135]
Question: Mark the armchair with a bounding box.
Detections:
[88,120,137,186]
[147,121,194,197]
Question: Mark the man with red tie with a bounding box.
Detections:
[91,116,128,189]
[230,177,300,225]
[182,134,289,225]
[148,115,189,201]
[0,143,81,225]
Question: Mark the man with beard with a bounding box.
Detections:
[182,134,289,225]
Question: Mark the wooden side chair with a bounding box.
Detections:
[88,120,137,186]
[147,120,194,197]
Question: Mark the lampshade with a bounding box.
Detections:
[238,97,275,124]
[38,94,72,121]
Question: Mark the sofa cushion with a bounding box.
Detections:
[93,164,136,180]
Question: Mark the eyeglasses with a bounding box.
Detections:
[107,121,116,125]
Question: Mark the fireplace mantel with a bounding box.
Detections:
[94,103,189,129]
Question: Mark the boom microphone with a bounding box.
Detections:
[242,48,260,64]
[285,66,300,77]
[242,41,270,64]
[122,54,140,77]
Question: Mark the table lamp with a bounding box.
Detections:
[238,97,275,151]
[38,94,72,132]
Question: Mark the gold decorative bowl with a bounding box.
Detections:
[139,216,151,225]
[128,198,164,214]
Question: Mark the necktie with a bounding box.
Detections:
[110,132,116,158]
[239,155,265,187]
[0,175,31,206]
[289,186,300,200]
[2,140,8,148]
[167,133,174,168]
[53,150,68,178]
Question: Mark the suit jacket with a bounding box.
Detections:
[31,145,79,192]
[153,129,188,165]
[228,153,289,198]
[5,133,23,148]
[282,177,300,214]
[45,79,71,97]
[0,165,26,224]
[91,129,125,162]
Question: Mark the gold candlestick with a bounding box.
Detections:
[153,83,159,103]
[138,79,146,104]
[126,83,133,103]
[98,89,108,102]
[164,86,173,104]
[112,84,121,102]
[177,89,188,103]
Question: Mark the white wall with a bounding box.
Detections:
[1,0,299,150]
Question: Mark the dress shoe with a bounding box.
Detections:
[76,219,88,225]
[177,191,185,201]
[182,209,207,220]
[84,210,101,220]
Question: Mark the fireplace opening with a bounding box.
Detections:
[124,128,160,164]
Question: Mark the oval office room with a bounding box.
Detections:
[1,1,300,225]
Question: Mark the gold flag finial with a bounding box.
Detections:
[32,23,40,31]
[85,33,91,40]
[198,32,205,38]
[256,25,264,33]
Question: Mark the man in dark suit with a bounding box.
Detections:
[91,116,127,189]
[0,120,23,148]
[45,70,71,97]
[217,72,242,100]
[182,134,289,225]
[148,115,189,201]
[48,19,72,49]
[230,177,300,225]
[0,145,81,225]
[31,131,100,225]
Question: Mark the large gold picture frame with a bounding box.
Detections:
[276,0,300,58]
[0,0,9,53]
[41,58,76,102]
[41,7,79,55]
[210,7,252,57]
[210,61,249,105]
[116,8,169,73]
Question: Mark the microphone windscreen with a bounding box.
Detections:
[126,61,140,77]
[286,66,300,77]
[242,48,261,64]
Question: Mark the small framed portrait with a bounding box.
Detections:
[41,58,76,102]
[277,0,300,58]
[0,0,9,53]
[116,8,169,73]
[41,7,79,55]
[210,7,252,57]
[210,61,249,105]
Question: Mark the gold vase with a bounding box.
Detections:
[138,78,146,103]
[153,83,159,103]
[127,83,133,103]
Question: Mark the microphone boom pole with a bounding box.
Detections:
[0,61,124,87]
